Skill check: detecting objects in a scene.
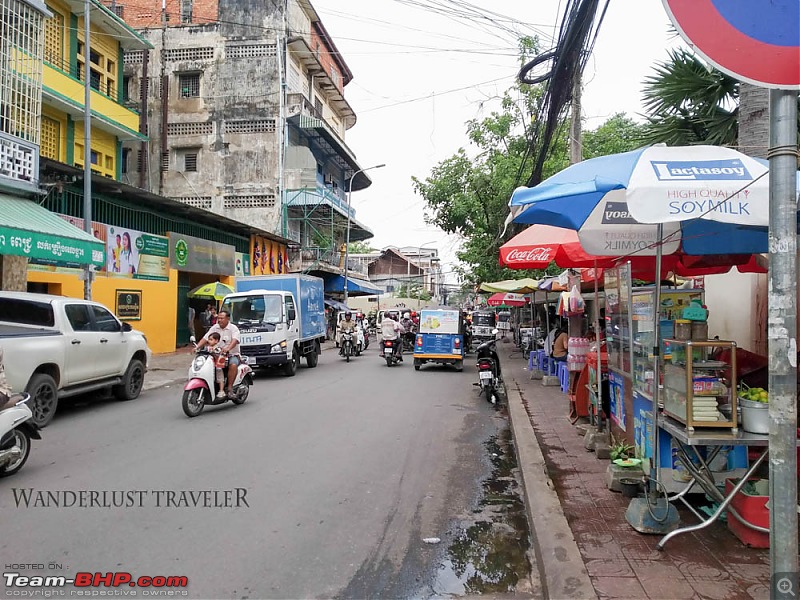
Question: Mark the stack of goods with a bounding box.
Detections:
[692,397,722,421]
[567,337,589,371]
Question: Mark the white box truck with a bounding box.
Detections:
[220,274,326,376]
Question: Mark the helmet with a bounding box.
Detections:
[403,312,411,319]
[344,311,352,318]
[410,311,417,317]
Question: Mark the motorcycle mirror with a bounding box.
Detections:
[189,335,197,344]
[492,328,499,335]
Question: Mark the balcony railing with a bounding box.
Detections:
[44,55,120,102]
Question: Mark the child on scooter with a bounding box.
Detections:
[205,332,227,399]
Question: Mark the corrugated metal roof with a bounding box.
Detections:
[0,194,101,244]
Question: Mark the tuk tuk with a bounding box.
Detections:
[470,310,496,350]
[413,307,466,371]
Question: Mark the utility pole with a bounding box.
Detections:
[82,0,92,300]
[569,71,582,165]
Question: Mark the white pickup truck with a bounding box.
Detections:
[0,292,152,427]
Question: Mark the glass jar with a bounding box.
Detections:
[691,321,708,341]
[675,319,691,340]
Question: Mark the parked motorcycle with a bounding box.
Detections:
[0,393,40,477]
[381,337,402,367]
[475,329,501,405]
[341,331,356,362]
[182,337,254,417]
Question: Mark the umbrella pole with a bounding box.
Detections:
[594,260,602,430]
[652,224,664,481]
[544,292,550,351]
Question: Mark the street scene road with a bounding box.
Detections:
[0,343,532,599]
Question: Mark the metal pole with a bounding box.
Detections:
[651,229,663,481]
[343,164,385,305]
[594,260,602,429]
[82,0,92,300]
[767,89,798,585]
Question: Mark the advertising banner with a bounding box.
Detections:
[609,370,626,431]
[107,226,170,281]
[250,235,288,275]
[235,252,251,277]
[22,214,106,269]
[169,232,236,276]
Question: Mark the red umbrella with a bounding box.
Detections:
[487,293,528,307]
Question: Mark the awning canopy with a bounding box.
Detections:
[0,194,104,267]
[324,275,382,296]
[324,297,350,312]
[479,278,540,294]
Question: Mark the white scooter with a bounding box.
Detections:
[182,337,254,418]
[0,393,40,477]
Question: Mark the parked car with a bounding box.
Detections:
[0,292,152,427]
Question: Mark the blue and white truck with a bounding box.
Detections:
[220,274,326,376]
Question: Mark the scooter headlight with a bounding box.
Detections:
[193,356,206,371]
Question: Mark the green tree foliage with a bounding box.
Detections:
[639,48,739,146]
[413,38,646,286]
[347,241,375,254]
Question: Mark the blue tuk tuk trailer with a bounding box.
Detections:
[413,307,465,371]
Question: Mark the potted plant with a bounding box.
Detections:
[610,435,635,462]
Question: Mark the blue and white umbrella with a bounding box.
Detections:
[509,145,773,256]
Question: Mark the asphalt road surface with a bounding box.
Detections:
[1,344,509,599]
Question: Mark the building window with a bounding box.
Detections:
[112,4,124,18]
[178,73,200,98]
[44,11,64,68]
[90,151,99,165]
[122,76,131,102]
[180,0,192,23]
[161,151,169,171]
[90,49,101,66]
[121,148,130,173]
[183,150,198,172]
[313,96,322,116]
[40,117,60,160]
[136,149,144,172]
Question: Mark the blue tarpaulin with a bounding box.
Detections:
[324,275,382,296]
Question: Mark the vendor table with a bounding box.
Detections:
[655,416,793,550]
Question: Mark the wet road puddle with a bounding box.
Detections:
[430,427,532,597]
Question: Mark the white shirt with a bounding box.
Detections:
[203,322,241,355]
[381,318,402,340]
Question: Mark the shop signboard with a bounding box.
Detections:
[609,370,626,431]
[169,233,235,276]
[116,290,142,320]
[235,252,251,277]
[250,235,288,275]
[12,217,105,268]
[107,226,170,281]
[29,215,107,272]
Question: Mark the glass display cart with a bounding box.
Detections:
[662,339,738,431]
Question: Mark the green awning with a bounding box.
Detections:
[0,195,104,267]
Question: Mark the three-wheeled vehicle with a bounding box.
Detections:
[413,307,466,371]
[470,310,496,351]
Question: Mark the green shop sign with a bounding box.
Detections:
[0,226,104,267]
[168,232,236,275]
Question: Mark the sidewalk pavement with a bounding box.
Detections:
[500,339,771,600]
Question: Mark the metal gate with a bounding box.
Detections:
[176,272,191,346]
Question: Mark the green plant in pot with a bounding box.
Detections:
[610,435,635,462]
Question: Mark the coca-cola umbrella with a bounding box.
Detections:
[487,292,528,307]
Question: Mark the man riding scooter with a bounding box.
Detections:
[380,311,405,361]
[338,311,358,356]
[400,312,416,352]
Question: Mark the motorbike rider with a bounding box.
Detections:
[380,311,405,360]
[338,311,358,355]
[196,310,241,399]
[400,312,416,349]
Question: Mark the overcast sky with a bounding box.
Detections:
[311,0,683,283]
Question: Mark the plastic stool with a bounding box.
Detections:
[558,362,570,393]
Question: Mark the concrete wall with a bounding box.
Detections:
[704,271,768,354]
[1,256,28,291]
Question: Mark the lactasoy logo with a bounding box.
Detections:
[650,159,752,181]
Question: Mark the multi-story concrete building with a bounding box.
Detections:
[115,0,375,280]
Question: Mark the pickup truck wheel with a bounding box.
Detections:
[27,374,58,428]
[306,341,320,368]
[114,359,145,401]
[283,348,299,377]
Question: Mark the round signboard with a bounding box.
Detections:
[663,0,800,89]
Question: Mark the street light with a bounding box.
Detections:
[344,163,385,304]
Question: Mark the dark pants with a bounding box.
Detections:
[553,354,567,362]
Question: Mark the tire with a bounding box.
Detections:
[113,359,145,401]
[345,345,350,363]
[181,388,205,417]
[231,384,249,405]
[414,358,421,371]
[386,356,393,367]
[283,347,299,377]
[483,385,496,404]
[26,373,58,428]
[0,428,31,477]
[455,360,464,372]
[306,341,320,368]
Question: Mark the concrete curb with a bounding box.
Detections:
[506,380,598,600]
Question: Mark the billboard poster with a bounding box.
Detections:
[250,235,287,275]
[107,226,170,281]
[168,232,235,276]
[235,252,251,276]
[609,370,626,431]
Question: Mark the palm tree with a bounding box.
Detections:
[639,48,739,147]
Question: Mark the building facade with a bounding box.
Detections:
[115,0,375,280]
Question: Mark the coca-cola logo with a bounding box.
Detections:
[506,247,553,263]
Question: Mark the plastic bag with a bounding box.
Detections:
[556,292,570,316]
[568,285,585,313]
